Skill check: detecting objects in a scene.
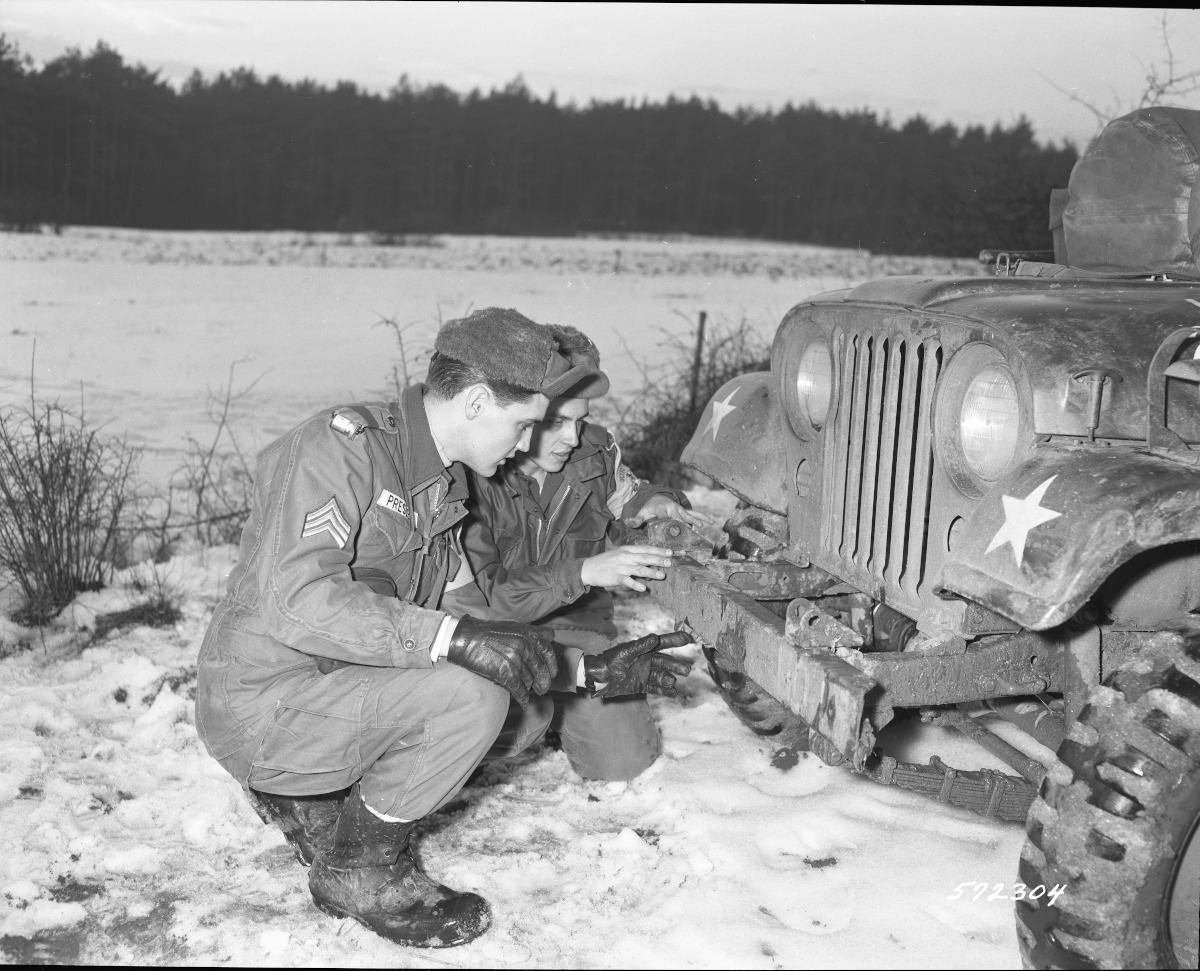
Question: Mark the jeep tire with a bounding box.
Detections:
[703,647,811,751]
[1016,626,1200,969]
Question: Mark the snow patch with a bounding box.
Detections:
[0,899,87,937]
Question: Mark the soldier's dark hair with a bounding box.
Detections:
[424,351,540,405]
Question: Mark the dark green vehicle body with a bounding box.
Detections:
[648,107,1200,969]
[662,273,1200,765]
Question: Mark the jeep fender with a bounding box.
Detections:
[680,372,789,515]
[939,447,1200,629]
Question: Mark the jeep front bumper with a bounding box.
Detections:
[647,556,879,768]
[648,552,1065,768]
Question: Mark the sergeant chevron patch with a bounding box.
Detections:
[302,497,351,548]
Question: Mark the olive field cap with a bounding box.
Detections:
[545,323,610,399]
[434,307,606,397]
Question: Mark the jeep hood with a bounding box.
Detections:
[808,276,1200,441]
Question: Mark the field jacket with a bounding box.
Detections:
[195,384,468,770]
[446,423,684,687]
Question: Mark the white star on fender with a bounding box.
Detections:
[986,475,1061,568]
[703,388,739,441]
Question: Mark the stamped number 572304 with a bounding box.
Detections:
[948,881,1066,905]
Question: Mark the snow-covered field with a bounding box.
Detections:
[0,230,1027,969]
[1,228,980,488]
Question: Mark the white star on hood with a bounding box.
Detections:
[986,475,1062,568]
[703,387,739,441]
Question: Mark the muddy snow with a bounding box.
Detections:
[0,229,1027,969]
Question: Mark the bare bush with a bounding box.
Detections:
[614,312,770,486]
[0,397,139,624]
[376,310,439,397]
[143,363,259,555]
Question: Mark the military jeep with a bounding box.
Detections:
[646,107,1200,969]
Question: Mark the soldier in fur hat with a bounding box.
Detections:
[445,323,702,782]
[196,308,634,948]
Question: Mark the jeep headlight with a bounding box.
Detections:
[937,343,1029,497]
[959,366,1021,481]
[795,339,833,429]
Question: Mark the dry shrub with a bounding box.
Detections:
[143,363,258,555]
[376,311,437,398]
[0,400,139,624]
[614,313,771,486]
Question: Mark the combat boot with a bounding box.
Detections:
[247,787,348,866]
[308,784,491,948]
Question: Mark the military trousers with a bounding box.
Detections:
[234,662,511,821]
[493,628,662,782]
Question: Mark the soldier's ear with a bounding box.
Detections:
[463,384,493,420]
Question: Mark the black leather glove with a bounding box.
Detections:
[446,615,558,708]
[582,630,694,699]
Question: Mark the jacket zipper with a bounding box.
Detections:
[536,486,573,561]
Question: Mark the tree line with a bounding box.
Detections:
[0,38,1078,256]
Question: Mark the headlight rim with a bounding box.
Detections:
[780,331,837,438]
[935,342,1031,499]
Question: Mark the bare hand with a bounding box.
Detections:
[580,545,676,592]
[624,495,711,530]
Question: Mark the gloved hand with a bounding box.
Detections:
[582,630,694,699]
[446,615,558,708]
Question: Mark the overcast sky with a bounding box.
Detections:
[1,1,1197,149]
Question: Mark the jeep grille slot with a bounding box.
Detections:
[821,333,942,597]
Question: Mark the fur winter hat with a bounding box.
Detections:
[544,324,610,399]
[434,307,603,396]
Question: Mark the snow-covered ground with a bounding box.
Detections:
[0,486,1028,969]
[0,229,1027,968]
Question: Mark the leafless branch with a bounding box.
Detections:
[1042,10,1200,144]
[375,313,434,398]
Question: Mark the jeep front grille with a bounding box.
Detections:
[820,333,943,596]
